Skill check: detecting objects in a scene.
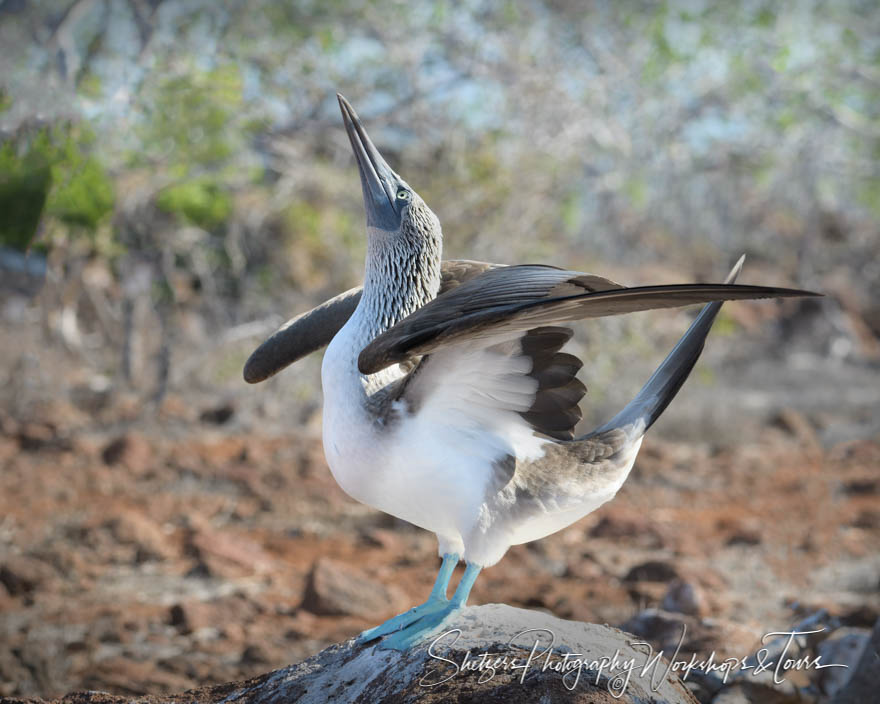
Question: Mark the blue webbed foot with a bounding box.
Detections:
[357,596,449,643]
[376,601,461,651]
[374,562,482,651]
[357,552,460,644]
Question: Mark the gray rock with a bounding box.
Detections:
[12,605,699,703]
[216,604,698,703]
[831,617,880,704]
[710,681,802,704]
[813,628,870,698]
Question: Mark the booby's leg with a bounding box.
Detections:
[449,562,481,606]
[378,562,482,651]
[357,552,459,643]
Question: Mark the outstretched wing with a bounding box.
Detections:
[243,286,362,383]
[243,259,504,383]
[358,265,817,374]
[382,259,818,468]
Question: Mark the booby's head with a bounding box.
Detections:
[337,94,441,249]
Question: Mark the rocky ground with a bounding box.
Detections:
[1,382,878,701]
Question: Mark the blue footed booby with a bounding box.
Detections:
[244,94,818,650]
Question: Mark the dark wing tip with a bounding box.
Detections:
[357,346,390,375]
[242,327,302,384]
[770,287,823,298]
[243,345,277,384]
[359,326,438,374]
[243,363,262,384]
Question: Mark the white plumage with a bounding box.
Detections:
[322,313,556,564]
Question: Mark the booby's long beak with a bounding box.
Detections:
[337,94,401,231]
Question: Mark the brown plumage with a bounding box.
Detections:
[518,327,586,441]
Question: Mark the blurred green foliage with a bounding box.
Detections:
[47,127,115,230]
[0,142,50,251]
[157,179,232,229]
[0,124,114,250]
[136,64,243,173]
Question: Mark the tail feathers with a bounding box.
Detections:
[587,255,745,438]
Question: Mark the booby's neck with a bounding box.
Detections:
[353,222,442,347]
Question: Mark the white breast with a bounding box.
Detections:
[320,317,549,547]
[320,322,387,503]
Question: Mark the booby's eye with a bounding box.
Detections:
[396,189,410,200]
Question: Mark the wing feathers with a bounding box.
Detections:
[531,354,583,387]
[587,256,747,437]
[516,327,586,440]
[358,271,818,374]
[243,286,362,384]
